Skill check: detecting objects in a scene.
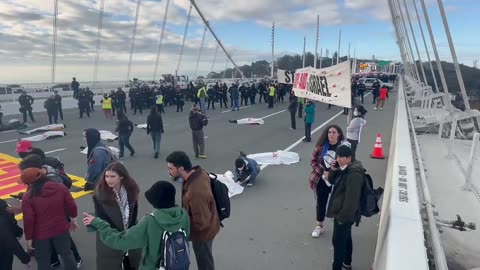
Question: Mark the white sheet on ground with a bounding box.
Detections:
[100,130,118,141]
[81,146,120,157]
[214,171,244,198]
[136,124,147,129]
[20,124,65,135]
[22,131,66,142]
[236,118,264,125]
[247,150,300,165]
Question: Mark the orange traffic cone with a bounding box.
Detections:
[371,133,385,159]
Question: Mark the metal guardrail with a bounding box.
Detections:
[372,77,431,269]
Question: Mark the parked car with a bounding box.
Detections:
[7,84,24,93]
[50,83,71,91]
[357,78,393,90]
[0,87,13,95]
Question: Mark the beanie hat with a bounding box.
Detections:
[18,168,44,185]
[16,140,32,153]
[145,181,176,209]
[336,145,353,158]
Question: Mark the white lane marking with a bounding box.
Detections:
[259,110,286,120]
[260,110,344,170]
[44,148,67,154]
[0,139,18,144]
[221,105,251,113]
[1,130,17,133]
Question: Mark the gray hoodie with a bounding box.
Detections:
[346,117,367,142]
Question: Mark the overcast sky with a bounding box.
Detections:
[0,0,478,83]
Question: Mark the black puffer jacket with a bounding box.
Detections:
[189,111,204,131]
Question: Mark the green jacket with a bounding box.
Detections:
[304,102,315,124]
[326,160,365,224]
[89,206,190,270]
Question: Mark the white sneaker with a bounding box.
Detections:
[311,225,324,238]
[374,107,377,110]
[380,108,384,111]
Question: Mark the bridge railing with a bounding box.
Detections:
[372,77,431,269]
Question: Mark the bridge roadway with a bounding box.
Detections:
[2,91,396,270]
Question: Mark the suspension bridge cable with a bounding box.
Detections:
[194,25,207,79]
[127,0,142,83]
[93,0,105,87]
[176,4,192,73]
[209,43,219,75]
[51,0,58,84]
[153,0,170,81]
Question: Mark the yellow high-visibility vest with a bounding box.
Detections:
[156,95,164,104]
[197,87,207,98]
[102,98,112,109]
[269,86,275,96]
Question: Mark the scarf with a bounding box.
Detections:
[113,185,130,231]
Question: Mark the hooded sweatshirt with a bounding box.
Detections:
[85,128,112,183]
[346,116,367,142]
[89,206,190,270]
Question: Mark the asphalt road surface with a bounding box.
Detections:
[2,92,396,270]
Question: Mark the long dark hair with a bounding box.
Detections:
[29,176,52,198]
[96,162,139,205]
[316,124,345,147]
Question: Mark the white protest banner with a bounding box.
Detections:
[293,60,352,108]
[277,69,296,84]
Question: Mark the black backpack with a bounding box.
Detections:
[355,171,384,226]
[208,173,230,227]
[44,157,73,189]
[158,227,190,270]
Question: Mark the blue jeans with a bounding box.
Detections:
[119,133,135,157]
[233,98,239,111]
[199,98,206,113]
[150,131,161,154]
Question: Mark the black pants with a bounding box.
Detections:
[332,220,353,270]
[250,95,255,104]
[112,103,116,116]
[176,102,184,112]
[207,98,215,109]
[347,139,358,160]
[21,107,35,123]
[192,239,215,270]
[47,109,58,124]
[35,232,77,270]
[90,99,95,111]
[79,103,90,118]
[298,103,303,118]
[241,96,248,106]
[304,123,312,141]
[268,96,274,108]
[50,235,81,264]
[118,101,127,113]
[133,103,143,115]
[358,92,364,104]
[373,95,378,104]
[220,97,228,108]
[290,111,296,129]
[316,179,332,222]
[57,105,63,120]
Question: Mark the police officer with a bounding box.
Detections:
[156,91,165,113]
[86,87,95,111]
[77,88,91,118]
[116,87,127,113]
[18,91,35,123]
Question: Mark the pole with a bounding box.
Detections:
[302,35,306,68]
[194,25,208,79]
[51,0,58,84]
[153,0,170,81]
[336,29,341,64]
[314,15,319,69]
[127,0,142,82]
[93,0,105,87]
[176,4,192,73]
[347,42,351,60]
[436,0,470,110]
[210,44,219,75]
[319,48,323,68]
[388,0,411,78]
[412,0,439,93]
[271,22,275,78]
[402,0,427,85]
[189,0,246,80]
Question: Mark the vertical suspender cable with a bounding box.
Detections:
[127,0,142,84]
[419,0,452,109]
[51,0,58,84]
[93,0,105,87]
[402,0,427,85]
[176,4,192,74]
[394,0,420,80]
[412,0,439,92]
[153,0,170,81]
[194,25,207,79]
[336,29,341,64]
[209,44,219,75]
